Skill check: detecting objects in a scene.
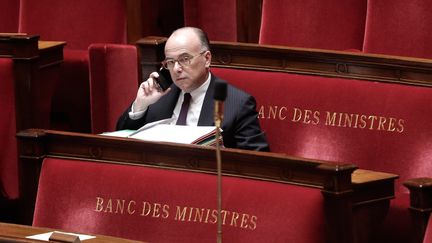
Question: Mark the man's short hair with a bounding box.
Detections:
[172,27,210,51]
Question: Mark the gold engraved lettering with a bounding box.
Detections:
[115,199,125,214]
[162,204,169,219]
[210,209,218,224]
[240,214,249,229]
[388,117,396,131]
[104,199,113,213]
[258,105,265,119]
[322,110,404,133]
[221,210,229,225]
[313,111,320,125]
[359,115,367,129]
[303,110,313,124]
[204,208,211,223]
[249,216,257,230]
[368,116,378,130]
[175,206,187,221]
[95,199,258,230]
[141,202,152,216]
[152,203,161,218]
[292,108,319,125]
[325,112,337,126]
[259,105,290,121]
[193,208,205,222]
[343,113,353,127]
[397,119,404,133]
[268,106,278,119]
[292,108,302,122]
[187,207,194,221]
[95,197,104,212]
[279,106,287,120]
[377,117,386,130]
[353,114,359,128]
[337,112,343,127]
[230,211,240,227]
[127,200,135,215]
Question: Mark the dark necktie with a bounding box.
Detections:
[176,93,191,125]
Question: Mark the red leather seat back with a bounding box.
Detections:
[212,67,432,194]
[18,0,127,50]
[0,0,19,32]
[363,0,432,59]
[259,0,367,50]
[33,158,325,243]
[18,0,129,133]
[0,59,18,199]
[88,44,138,134]
[183,0,237,41]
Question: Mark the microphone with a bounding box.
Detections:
[213,80,226,243]
[214,80,227,128]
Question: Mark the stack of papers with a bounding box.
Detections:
[102,118,223,146]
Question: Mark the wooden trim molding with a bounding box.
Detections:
[137,36,432,87]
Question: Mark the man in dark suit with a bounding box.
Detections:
[117,27,269,151]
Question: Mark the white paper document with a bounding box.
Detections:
[129,124,217,144]
[101,118,220,145]
[26,231,96,241]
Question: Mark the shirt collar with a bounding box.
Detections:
[183,72,211,100]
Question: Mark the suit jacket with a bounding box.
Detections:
[116,74,269,151]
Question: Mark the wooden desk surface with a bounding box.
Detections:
[352,169,398,184]
[0,223,143,243]
[38,41,66,50]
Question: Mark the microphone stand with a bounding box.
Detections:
[213,80,226,243]
[215,101,223,243]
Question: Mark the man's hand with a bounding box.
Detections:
[132,72,171,112]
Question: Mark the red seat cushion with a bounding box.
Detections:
[33,158,325,242]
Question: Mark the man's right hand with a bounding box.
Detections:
[132,72,171,112]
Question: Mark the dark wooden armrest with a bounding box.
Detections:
[404,177,432,212]
[403,177,432,243]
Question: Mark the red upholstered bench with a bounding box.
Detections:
[137,36,432,242]
[33,158,325,243]
[211,67,432,242]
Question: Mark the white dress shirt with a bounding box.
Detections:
[129,73,212,126]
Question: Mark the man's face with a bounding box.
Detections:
[164,30,211,93]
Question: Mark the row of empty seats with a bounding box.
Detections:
[4,0,431,59]
[186,0,432,59]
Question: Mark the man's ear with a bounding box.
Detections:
[204,51,212,68]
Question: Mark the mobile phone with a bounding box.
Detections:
[156,67,173,91]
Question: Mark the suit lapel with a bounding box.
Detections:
[147,86,181,122]
[198,75,215,126]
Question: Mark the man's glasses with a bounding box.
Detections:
[161,51,207,70]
